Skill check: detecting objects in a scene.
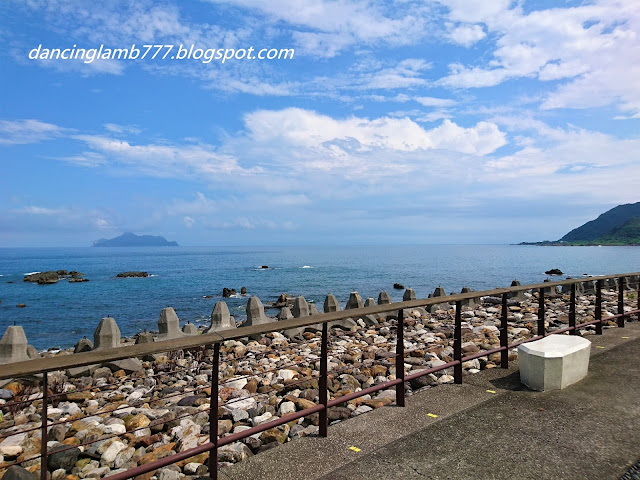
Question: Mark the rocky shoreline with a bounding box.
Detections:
[0,286,636,480]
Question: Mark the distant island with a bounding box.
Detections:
[520,202,640,246]
[92,232,179,247]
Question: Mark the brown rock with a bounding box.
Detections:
[260,428,288,444]
[124,414,151,431]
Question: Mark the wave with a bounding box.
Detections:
[23,271,41,276]
[301,265,313,269]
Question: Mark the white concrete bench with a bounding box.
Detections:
[518,335,591,391]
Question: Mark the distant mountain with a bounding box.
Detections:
[92,232,179,247]
[561,202,640,242]
[520,202,640,246]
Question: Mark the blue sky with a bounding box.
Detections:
[1,0,639,247]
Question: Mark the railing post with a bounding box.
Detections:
[208,343,220,480]
[319,321,328,437]
[569,283,576,335]
[538,288,546,337]
[500,293,508,368]
[40,372,48,480]
[595,280,603,335]
[395,309,405,407]
[454,301,462,384]
[618,277,625,328]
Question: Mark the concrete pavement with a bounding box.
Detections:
[220,322,640,480]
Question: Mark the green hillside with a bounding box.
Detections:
[594,217,640,245]
[561,202,640,242]
[519,202,640,246]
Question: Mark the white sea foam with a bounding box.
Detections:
[301,265,313,269]
[23,271,41,276]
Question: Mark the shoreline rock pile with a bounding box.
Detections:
[0,283,637,480]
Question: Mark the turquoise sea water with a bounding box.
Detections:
[1,245,640,350]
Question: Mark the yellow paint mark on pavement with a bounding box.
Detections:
[349,446,361,452]
[427,413,438,418]
[486,390,497,394]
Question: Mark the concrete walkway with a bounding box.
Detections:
[221,323,640,480]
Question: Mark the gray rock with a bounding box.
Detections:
[2,466,36,480]
[49,445,80,472]
[0,388,14,400]
[104,358,143,374]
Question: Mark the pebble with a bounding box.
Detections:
[0,289,629,478]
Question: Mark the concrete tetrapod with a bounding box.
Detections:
[158,307,183,340]
[0,326,31,364]
[428,286,451,313]
[325,294,357,331]
[93,317,121,350]
[205,301,236,333]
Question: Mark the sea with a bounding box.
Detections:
[1,245,640,350]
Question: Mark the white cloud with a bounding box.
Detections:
[415,96,457,107]
[438,0,640,115]
[0,119,67,145]
[166,192,218,216]
[10,204,118,232]
[208,0,429,56]
[448,24,486,47]
[71,134,258,179]
[243,107,506,155]
[104,123,142,135]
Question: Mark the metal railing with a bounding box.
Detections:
[1,272,639,480]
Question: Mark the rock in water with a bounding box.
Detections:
[23,271,59,284]
[116,271,148,278]
[545,268,563,275]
